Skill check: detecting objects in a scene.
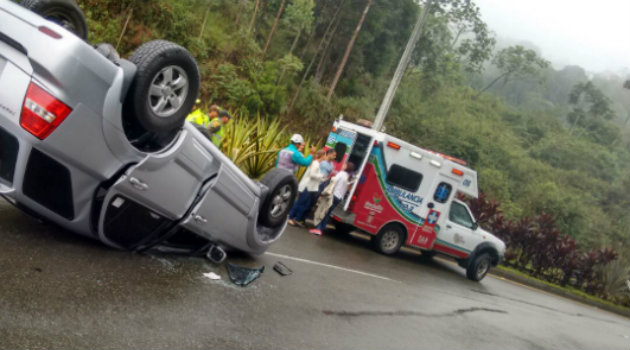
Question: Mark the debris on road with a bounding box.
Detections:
[226,263,264,287]
[203,272,221,280]
[273,262,293,276]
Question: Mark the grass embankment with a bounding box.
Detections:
[495,265,630,316]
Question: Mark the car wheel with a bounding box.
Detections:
[373,224,404,255]
[259,169,297,228]
[21,0,88,40]
[125,40,200,133]
[466,252,492,281]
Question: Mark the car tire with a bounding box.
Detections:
[259,169,297,228]
[372,224,404,255]
[125,40,200,133]
[21,0,88,40]
[466,252,492,281]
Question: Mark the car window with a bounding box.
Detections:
[449,201,474,229]
[386,164,422,192]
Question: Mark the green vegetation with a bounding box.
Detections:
[495,265,630,315]
[76,0,629,305]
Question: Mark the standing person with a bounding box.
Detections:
[309,162,355,236]
[208,109,231,147]
[186,101,212,128]
[298,149,336,224]
[288,149,326,227]
[187,103,219,137]
[276,134,316,174]
[317,149,336,192]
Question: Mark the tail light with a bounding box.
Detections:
[347,194,358,211]
[21,83,72,139]
[38,26,62,39]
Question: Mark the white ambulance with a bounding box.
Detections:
[327,120,506,281]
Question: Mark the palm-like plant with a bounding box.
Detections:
[220,114,287,179]
[242,117,287,178]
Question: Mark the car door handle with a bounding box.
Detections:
[129,177,148,191]
[193,214,207,224]
[446,225,452,229]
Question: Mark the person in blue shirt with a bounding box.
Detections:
[276,134,315,174]
[319,149,335,179]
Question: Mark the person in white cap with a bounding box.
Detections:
[276,133,316,174]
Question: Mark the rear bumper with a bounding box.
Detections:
[332,206,356,225]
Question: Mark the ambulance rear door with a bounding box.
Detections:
[324,123,374,209]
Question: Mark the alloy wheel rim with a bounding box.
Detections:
[149,65,189,118]
[270,184,292,218]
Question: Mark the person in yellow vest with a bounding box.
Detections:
[186,99,209,127]
[187,103,219,138]
[208,109,231,147]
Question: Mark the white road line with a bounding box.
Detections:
[266,252,395,282]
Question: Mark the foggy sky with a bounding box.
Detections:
[473,0,630,74]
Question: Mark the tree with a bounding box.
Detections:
[283,0,315,55]
[326,0,373,100]
[442,0,495,73]
[478,45,549,95]
[263,0,287,56]
[248,0,262,32]
[567,81,616,143]
[275,0,314,85]
[412,0,495,82]
[288,0,345,111]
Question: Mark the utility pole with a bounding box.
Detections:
[372,0,433,131]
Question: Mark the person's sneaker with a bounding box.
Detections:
[309,228,322,236]
[288,219,297,226]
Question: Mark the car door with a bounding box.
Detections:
[409,174,454,249]
[436,200,480,258]
[97,128,220,249]
[325,125,357,172]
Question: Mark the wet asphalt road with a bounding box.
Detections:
[0,200,628,349]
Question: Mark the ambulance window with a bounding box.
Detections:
[433,182,452,203]
[334,143,346,162]
[386,164,422,192]
[449,202,475,229]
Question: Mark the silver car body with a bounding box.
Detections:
[0,0,284,255]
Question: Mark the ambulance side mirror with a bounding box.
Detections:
[472,222,479,231]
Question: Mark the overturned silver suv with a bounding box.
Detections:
[0,0,297,262]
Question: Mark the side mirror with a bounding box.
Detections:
[472,222,479,230]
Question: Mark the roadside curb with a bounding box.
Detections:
[490,268,630,319]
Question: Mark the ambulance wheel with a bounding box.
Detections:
[259,169,297,228]
[466,252,491,281]
[373,224,404,255]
